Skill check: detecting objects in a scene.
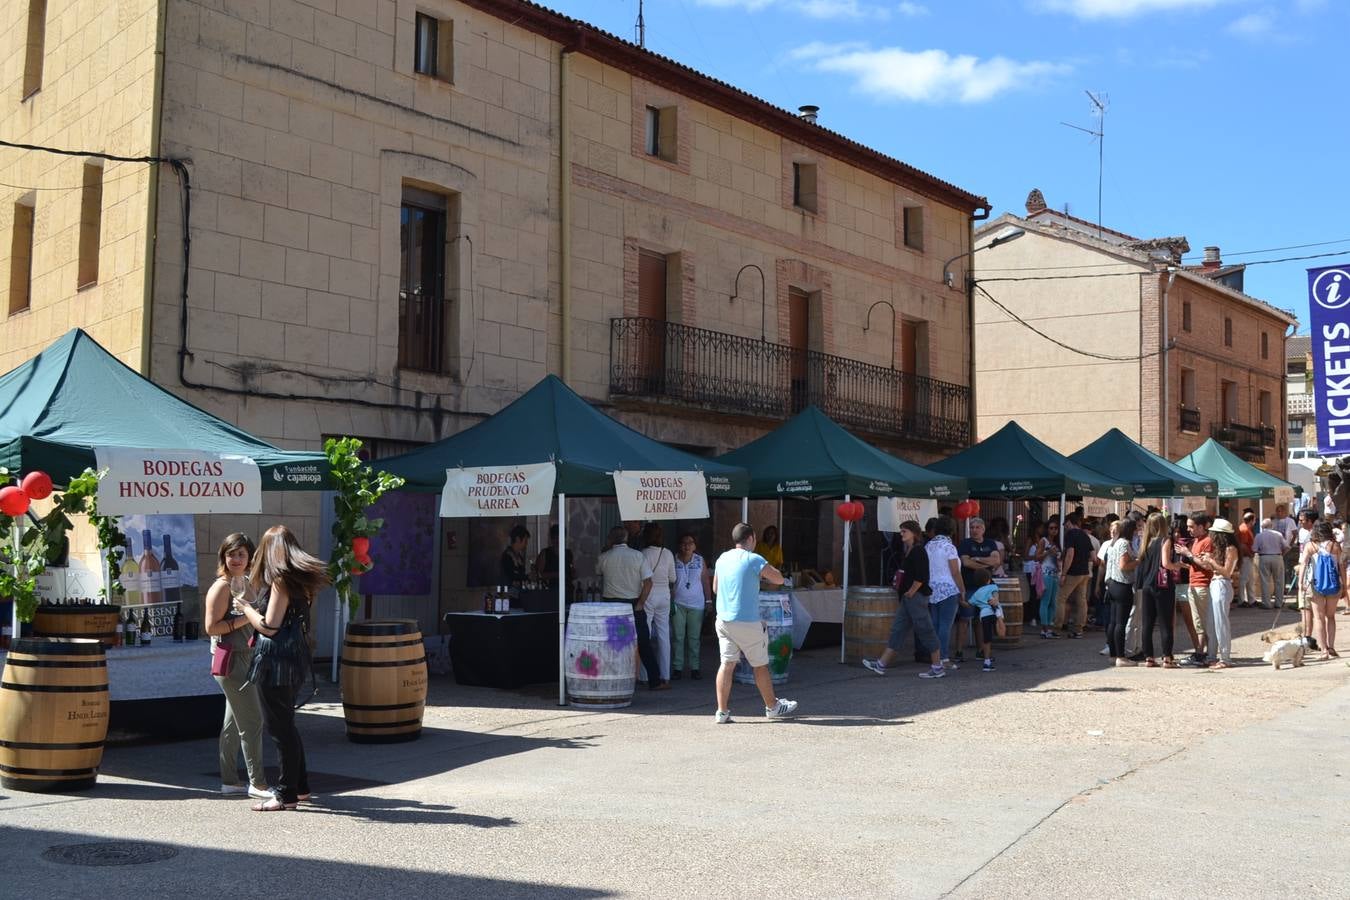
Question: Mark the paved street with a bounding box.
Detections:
[4,607,1348,899]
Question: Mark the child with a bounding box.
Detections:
[966,569,1003,671]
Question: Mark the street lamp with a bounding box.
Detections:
[942,227,1025,289]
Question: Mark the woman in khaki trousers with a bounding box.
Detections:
[204,533,270,799]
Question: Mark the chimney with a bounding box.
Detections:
[1025,188,1047,215]
[798,105,819,123]
[1203,245,1221,269]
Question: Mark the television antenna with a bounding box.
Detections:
[636,0,646,47]
[1061,90,1107,239]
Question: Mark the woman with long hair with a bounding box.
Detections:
[233,525,330,810]
[203,533,269,800]
[1136,512,1182,667]
[1036,519,1063,639]
[640,522,676,688]
[863,521,946,679]
[1022,521,1044,627]
[1196,519,1239,669]
[925,515,965,669]
[1104,518,1138,666]
[1300,520,1341,661]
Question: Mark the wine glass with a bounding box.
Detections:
[229,576,249,613]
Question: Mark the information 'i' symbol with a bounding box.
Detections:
[1314,269,1350,310]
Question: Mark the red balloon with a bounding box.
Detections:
[835,502,853,522]
[953,500,974,521]
[352,536,370,557]
[0,485,30,517]
[355,550,371,566]
[968,499,981,517]
[21,471,53,501]
[850,501,865,521]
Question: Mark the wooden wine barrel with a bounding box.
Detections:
[734,595,795,686]
[340,619,427,744]
[0,638,109,792]
[565,602,636,709]
[844,586,898,664]
[32,605,122,648]
[994,577,1024,645]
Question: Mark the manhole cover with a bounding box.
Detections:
[42,842,179,867]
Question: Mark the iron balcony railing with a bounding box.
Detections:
[398,290,450,373]
[1261,424,1277,448]
[609,316,970,446]
[1179,406,1201,433]
[1212,421,1266,461]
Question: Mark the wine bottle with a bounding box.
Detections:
[172,603,184,642]
[139,608,153,646]
[122,536,142,606]
[125,610,139,648]
[139,528,163,605]
[161,534,181,607]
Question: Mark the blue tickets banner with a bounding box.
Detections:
[1310,263,1350,455]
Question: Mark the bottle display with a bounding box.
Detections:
[122,535,142,605]
[139,608,152,646]
[125,610,139,647]
[161,534,181,607]
[138,528,163,605]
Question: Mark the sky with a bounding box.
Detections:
[543,0,1348,333]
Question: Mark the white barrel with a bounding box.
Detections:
[565,602,637,709]
[734,595,795,686]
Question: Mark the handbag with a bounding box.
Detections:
[210,639,234,677]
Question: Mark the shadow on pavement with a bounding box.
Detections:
[304,794,518,827]
[0,825,613,898]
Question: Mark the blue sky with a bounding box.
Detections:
[545,0,1348,332]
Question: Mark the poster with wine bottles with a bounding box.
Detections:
[117,514,200,638]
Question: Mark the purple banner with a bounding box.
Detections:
[1310,263,1350,455]
[357,492,437,596]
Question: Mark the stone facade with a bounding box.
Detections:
[2,0,984,634]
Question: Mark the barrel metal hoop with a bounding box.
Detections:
[0,738,106,750]
[342,701,423,712]
[342,638,424,649]
[2,658,108,669]
[339,657,428,668]
[0,682,109,693]
[0,763,98,777]
[346,718,422,729]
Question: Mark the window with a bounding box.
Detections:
[9,201,35,314]
[77,163,103,288]
[1181,301,1191,332]
[1221,379,1237,422]
[903,205,924,251]
[1224,317,1232,347]
[1287,359,1305,377]
[1288,418,1304,437]
[1259,390,1272,426]
[413,12,452,81]
[792,163,818,213]
[1180,367,1197,407]
[1261,331,1269,360]
[398,187,453,373]
[23,0,46,99]
[642,105,677,163]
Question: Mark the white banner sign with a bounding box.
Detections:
[1168,496,1209,514]
[440,463,556,517]
[1083,497,1114,518]
[95,448,262,514]
[877,497,939,533]
[613,470,708,520]
[1272,486,1295,505]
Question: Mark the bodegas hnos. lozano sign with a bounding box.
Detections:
[95,448,262,514]
[440,462,556,517]
[613,470,708,520]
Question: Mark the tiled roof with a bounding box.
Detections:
[463,0,988,212]
[1287,334,1312,358]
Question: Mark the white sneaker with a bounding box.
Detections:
[765,698,798,719]
[713,710,732,724]
[918,666,946,679]
[942,658,959,670]
[862,658,888,676]
[221,783,247,795]
[1099,645,1110,656]
[248,785,273,800]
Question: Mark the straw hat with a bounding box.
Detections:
[1209,518,1235,534]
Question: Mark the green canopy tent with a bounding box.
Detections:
[378,374,749,704]
[0,328,331,487]
[715,405,967,662]
[929,421,1133,501]
[1070,428,1218,499]
[1174,438,1296,507]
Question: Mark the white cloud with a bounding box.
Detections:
[896,1,930,15]
[1227,10,1275,36]
[791,43,1069,103]
[693,0,892,19]
[1035,0,1225,19]
[794,0,872,19]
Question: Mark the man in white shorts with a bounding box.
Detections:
[711,523,799,724]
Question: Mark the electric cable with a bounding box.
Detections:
[973,283,1167,362]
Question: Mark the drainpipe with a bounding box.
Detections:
[1161,267,1178,458]
[141,0,169,376]
[967,206,990,442]
[559,31,583,386]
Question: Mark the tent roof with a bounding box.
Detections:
[714,405,965,499]
[0,329,330,488]
[929,421,1133,500]
[379,375,749,497]
[1069,428,1218,498]
[1173,438,1295,499]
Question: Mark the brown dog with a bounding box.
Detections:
[1260,624,1305,644]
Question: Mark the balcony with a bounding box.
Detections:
[609,316,970,446]
[1179,406,1201,433]
[398,290,450,373]
[1211,421,1266,462]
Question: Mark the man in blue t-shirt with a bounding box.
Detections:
[711,523,798,724]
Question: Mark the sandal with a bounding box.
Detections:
[1162,658,1179,669]
[1208,661,1234,669]
[1144,658,1159,667]
[251,798,297,812]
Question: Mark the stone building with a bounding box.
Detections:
[2,0,985,636]
[974,190,1296,479]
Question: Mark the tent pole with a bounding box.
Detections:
[331,591,344,684]
[558,493,568,707]
[741,496,748,522]
[1059,494,1066,550]
[840,493,851,664]
[10,521,21,643]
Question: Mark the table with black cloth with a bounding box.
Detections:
[443,610,558,688]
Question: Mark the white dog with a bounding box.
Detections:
[1262,639,1306,670]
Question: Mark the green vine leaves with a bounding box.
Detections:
[324,438,405,618]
